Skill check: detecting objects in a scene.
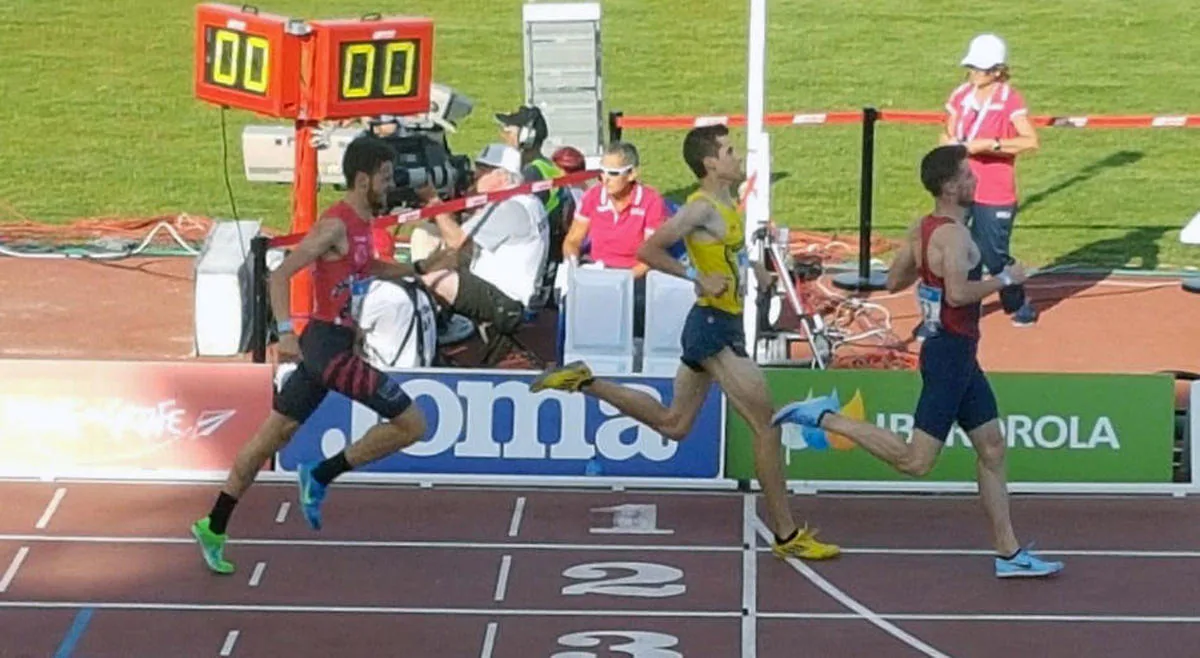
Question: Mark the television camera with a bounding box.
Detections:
[366,83,476,211]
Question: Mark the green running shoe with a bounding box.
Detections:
[190,517,235,575]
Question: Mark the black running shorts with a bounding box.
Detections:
[273,319,413,423]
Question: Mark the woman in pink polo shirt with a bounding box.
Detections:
[940,33,1041,327]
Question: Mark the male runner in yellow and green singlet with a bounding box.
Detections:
[530,125,840,560]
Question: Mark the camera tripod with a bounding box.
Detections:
[750,226,834,370]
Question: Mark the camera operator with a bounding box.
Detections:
[410,144,550,365]
[495,106,575,279]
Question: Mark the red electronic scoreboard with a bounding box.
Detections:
[193,3,302,118]
[308,16,435,121]
[193,4,434,121]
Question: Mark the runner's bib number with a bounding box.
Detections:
[349,276,372,321]
[734,248,749,299]
[917,283,943,329]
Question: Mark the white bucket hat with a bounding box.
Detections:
[961,33,1007,70]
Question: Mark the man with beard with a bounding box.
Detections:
[191,136,428,575]
[770,144,1063,579]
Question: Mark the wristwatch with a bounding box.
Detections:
[414,259,426,275]
[992,138,1002,152]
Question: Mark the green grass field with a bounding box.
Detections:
[1,0,1197,269]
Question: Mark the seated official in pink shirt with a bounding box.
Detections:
[562,141,669,336]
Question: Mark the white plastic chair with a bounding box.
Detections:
[640,270,697,376]
[562,265,637,374]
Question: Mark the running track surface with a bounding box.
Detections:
[2,480,1199,657]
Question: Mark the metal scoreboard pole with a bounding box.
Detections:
[744,0,769,358]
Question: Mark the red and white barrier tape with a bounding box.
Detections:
[615,110,1200,130]
[267,169,601,249]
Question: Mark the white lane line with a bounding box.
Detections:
[507,497,526,538]
[219,630,240,656]
[757,612,1200,623]
[0,601,740,617]
[480,621,498,658]
[1,600,1198,624]
[753,515,953,658]
[0,547,30,593]
[0,533,1193,559]
[274,502,290,524]
[493,555,512,602]
[741,494,757,658]
[248,561,267,588]
[36,488,67,530]
[0,534,737,552]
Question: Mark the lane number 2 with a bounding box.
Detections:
[561,561,686,598]
[551,631,682,658]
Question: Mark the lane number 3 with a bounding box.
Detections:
[552,631,682,658]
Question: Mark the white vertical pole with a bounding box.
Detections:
[1191,382,1200,492]
[744,0,769,359]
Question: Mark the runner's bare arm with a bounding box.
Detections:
[269,217,345,326]
[885,225,920,292]
[367,257,417,281]
[636,200,713,278]
[938,225,1007,307]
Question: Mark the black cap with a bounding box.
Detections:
[495,105,548,145]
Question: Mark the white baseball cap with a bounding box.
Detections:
[474,143,522,175]
[961,33,1007,70]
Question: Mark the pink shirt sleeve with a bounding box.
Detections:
[642,189,668,237]
[945,83,969,116]
[575,185,601,224]
[1005,87,1028,119]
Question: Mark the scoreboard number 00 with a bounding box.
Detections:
[339,39,419,100]
[204,27,270,96]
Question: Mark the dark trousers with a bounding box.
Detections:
[968,203,1026,314]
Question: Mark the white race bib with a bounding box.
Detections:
[917,282,943,332]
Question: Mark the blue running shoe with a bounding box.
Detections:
[771,393,840,429]
[296,462,327,531]
[995,545,1064,578]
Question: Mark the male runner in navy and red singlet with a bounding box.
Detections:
[771,144,1064,579]
[191,136,428,574]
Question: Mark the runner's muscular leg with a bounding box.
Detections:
[221,411,299,498]
[818,414,943,477]
[582,364,711,441]
[343,404,426,465]
[966,420,1020,556]
[703,348,797,539]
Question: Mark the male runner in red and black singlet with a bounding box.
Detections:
[191,136,428,575]
[771,144,1064,579]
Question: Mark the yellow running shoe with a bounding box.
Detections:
[771,525,841,560]
[529,360,594,393]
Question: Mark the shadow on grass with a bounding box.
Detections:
[985,226,1167,319]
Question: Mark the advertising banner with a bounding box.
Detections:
[726,369,1175,483]
[277,369,724,478]
[0,360,273,475]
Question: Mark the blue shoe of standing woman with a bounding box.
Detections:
[1012,302,1039,327]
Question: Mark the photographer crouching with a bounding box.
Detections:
[411,143,550,367]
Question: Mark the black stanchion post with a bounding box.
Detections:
[250,235,269,364]
[833,106,888,291]
[607,110,623,143]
